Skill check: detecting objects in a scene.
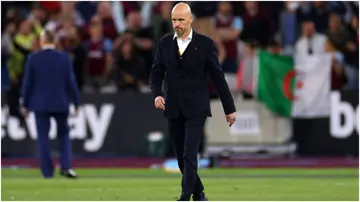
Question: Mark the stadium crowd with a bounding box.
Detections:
[1,1,359,96]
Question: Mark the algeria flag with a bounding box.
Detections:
[250,50,332,118]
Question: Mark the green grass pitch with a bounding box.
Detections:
[1,168,358,201]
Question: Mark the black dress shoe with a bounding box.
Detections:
[192,192,208,201]
[177,192,191,201]
[60,169,78,178]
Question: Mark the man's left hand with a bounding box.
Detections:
[226,112,236,127]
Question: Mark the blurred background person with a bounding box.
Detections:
[190,1,217,42]
[297,2,329,34]
[343,14,359,89]
[62,26,87,91]
[241,2,274,48]
[326,13,352,54]
[295,20,326,56]
[324,38,347,90]
[278,1,300,55]
[6,20,41,127]
[214,1,243,74]
[1,21,17,91]
[151,1,174,42]
[112,37,147,91]
[126,10,155,83]
[60,2,85,28]
[83,15,113,92]
[92,2,117,41]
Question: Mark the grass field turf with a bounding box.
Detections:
[1,168,358,201]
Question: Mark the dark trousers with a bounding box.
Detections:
[168,112,206,194]
[7,84,24,119]
[35,112,72,178]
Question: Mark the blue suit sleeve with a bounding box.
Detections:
[21,54,34,109]
[65,54,80,107]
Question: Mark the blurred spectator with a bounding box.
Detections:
[324,38,347,90]
[1,21,17,91]
[44,11,61,32]
[311,2,330,33]
[294,20,326,56]
[326,13,352,53]
[5,7,25,26]
[214,2,243,73]
[151,1,173,42]
[112,2,154,34]
[241,2,274,47]
[124,10,155,82]
[83,16,113,92]
[27,4,47,26]
[61,2,85,27]
[191,1,217,19]
[56,15,77,42]
[6,19,40,127]
[343,15,359,89]
[1,21,17,60]
[279,1,299,55]
[191,1,217,42]
[63,26,87,91]
[8,20,42,84]
[45,2,84,37]
[113,38,147,91]
[94,2,117,40]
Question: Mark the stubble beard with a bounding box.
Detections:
[175,28,184,37]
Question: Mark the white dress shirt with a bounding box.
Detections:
[42,44,56,50]
[173,29,193,55]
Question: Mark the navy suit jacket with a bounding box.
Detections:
[149,31,236,119]
[22,48,80,113]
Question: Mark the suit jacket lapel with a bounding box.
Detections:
[183,31,199,71]
[170,37,179,70]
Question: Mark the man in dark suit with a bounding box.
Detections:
[149,3,236,201]
[21,30,80,179]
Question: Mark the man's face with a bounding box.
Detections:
[20,21,31,35]
[97,2,112,18]
[351,16,358,30]
[244,2,258,12]
[89,16,103,38]
[218,2,232,15]
[302,22,315,37]
[329,14,341,31]
[62,2,75,13]
[172,9,192,37]
[66,26,78,40]
[127,11,142,30]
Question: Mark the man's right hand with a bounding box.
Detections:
[154,96,165,110]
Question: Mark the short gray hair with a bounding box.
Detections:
[40,29,55,43]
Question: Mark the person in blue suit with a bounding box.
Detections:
[21,30,80,179]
